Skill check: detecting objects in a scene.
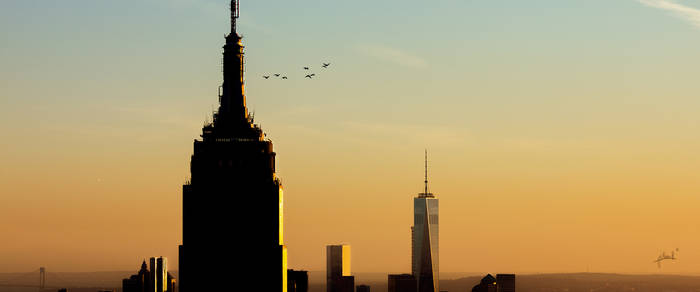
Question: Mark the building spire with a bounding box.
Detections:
[424,149,429,194]
[212,0,253,133]
[231,0,239,34]
[418,149,434,198]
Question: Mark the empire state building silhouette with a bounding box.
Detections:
[179,1,287,291]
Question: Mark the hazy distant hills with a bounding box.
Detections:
[441,273,700,292]
[0,271,178,292]
[2,272,700,292]
[309,273,700,292]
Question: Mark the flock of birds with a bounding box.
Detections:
[262,62,331,80]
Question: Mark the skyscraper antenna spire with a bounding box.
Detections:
[231,0,239,34]
[424,149,429,194]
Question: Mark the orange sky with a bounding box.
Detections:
[2,0,700,275]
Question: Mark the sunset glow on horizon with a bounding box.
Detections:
[2,0,700,277]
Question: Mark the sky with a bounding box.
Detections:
[2,0,700,276]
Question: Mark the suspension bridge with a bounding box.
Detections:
[0,267,76,290]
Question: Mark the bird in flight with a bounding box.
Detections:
[263,76,270,79]
[653,248,679,268]
[274,74,281,77]
[303,67,310,70]
[305,74,315,79]
[282,76,288,79]
[322,63,331,68]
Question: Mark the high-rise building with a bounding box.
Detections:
[154,257,167,292]
[388,274,416,292]
[496,274,515,292]
[288,270,309,292]
[356,284,370,292]
[327,245,354,292]
[411,226,415,274]
[412,151,439,292]
[178,1,287,291]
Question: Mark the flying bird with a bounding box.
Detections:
[263,76,270,79]
[322,63,331,68]
[653,248,679,268]
[305,74,315,79]
[274,74,281,77]
[303,67,310,70]
[282,76,288,79]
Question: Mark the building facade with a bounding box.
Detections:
[288,270,309,292]
[150,257,167,292]
[412,153,439,292]
[178,1,286,291]
[327,245,354,292]
[496,274,515,292]
[388,274,417,292]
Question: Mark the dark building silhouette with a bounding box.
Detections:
[167,273,177,292]
[151,257,167,292]
[149,257,157,291]
[288,270,309,292]
[388,274,417,292]
[472,274,497,292]
[412,152,438,292]
[496,274,515,292]
[122,260,151,292]
[336,276,356,292]
[178,1,286,291]
[123,258,176,292]
[356,284,370,292]
[327,245,354,292]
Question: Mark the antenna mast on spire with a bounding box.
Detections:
[231,0,240,34]
[424,149,429,194]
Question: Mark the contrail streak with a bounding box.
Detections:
[638,0,700,28]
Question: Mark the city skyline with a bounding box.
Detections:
[2,0,700,276]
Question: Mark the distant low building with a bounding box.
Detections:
[496,274,515,292]
[388,274,416,292]
[288,269,309,292]
[334,275,355,292]
[122,260,151,292]
[167,272,177,292]
[356,284,370,292]
[471,274,497,292]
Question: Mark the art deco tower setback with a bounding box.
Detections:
[179,1,286,291]
[412,151,439,292]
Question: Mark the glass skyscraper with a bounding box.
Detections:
[412,152,439,292]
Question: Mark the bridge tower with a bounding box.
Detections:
[39,267,46,289]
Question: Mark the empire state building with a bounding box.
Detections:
[178,1,287,291]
